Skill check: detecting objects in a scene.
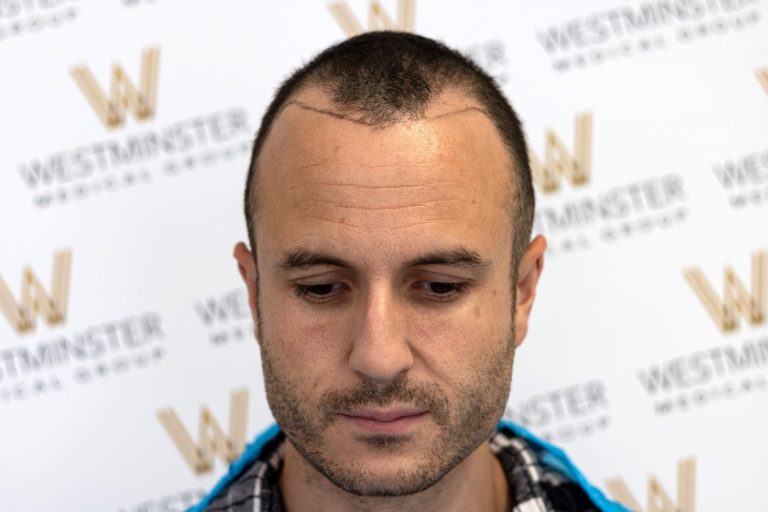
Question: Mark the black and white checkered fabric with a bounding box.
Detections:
[203,426,599,512]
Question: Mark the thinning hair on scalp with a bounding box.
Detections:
[244,31,535,269]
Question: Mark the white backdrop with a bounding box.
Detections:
[1,1,767,510]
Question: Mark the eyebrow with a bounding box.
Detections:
[277,247,490,270]
[407,248,489,268]
[279,250,353,270]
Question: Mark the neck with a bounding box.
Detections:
[279,440,509,512]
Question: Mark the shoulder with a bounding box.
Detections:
[190,425,285,512]
[493,420,629,512]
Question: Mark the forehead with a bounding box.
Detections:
[255,88,512,259]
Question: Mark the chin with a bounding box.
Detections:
[316,447,456,498]
[328,465,441,498]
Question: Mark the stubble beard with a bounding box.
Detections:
[258,327,516,498]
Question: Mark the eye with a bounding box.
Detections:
[295,282,348,303]
[412,281,468,303]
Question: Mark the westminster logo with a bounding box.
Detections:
[70,47,160,128]
[606,458,696,512]
[328,0,415,37]
[529,113,593,195]
[0,250,72,335]
[684,250,767,333]
[157,389,249,475]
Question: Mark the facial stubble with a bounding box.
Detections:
[258,319,516,498]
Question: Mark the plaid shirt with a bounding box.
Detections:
[202,425,603,512]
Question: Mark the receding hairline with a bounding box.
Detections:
[273,87,497,130]
[245,88,524,272]
[248,86,518,212]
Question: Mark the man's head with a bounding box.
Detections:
[234,31,545,499]
[244,31,535,270]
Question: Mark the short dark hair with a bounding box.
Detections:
[244,31,534,268]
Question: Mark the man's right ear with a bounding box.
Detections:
[233,241,261,342]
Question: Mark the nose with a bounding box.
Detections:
[348,285,414,383]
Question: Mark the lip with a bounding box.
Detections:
[339,408,428,434]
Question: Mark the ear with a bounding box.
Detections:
[513,235,547,348]
[233,241,261,342]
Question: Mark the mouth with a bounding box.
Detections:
[338,407,428,435]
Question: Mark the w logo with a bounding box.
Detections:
[157,389,249,475]
[328,0,415,37]
[0,250,72,335]
[684,251,767,333]
[70,47,160,128]
[606,458,696,512]
[529,113,592,194]
[757,68,768,95]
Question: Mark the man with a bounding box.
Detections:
[193,32,627,512]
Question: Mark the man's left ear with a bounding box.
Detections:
[233,241,261,342]
[514,235,547,348]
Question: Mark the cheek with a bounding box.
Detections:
[261,290,349,385]
[409,287,512,379]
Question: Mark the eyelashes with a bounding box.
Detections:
[411,281,469,303]
[294,280,470,304]
[294,283,349,303]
